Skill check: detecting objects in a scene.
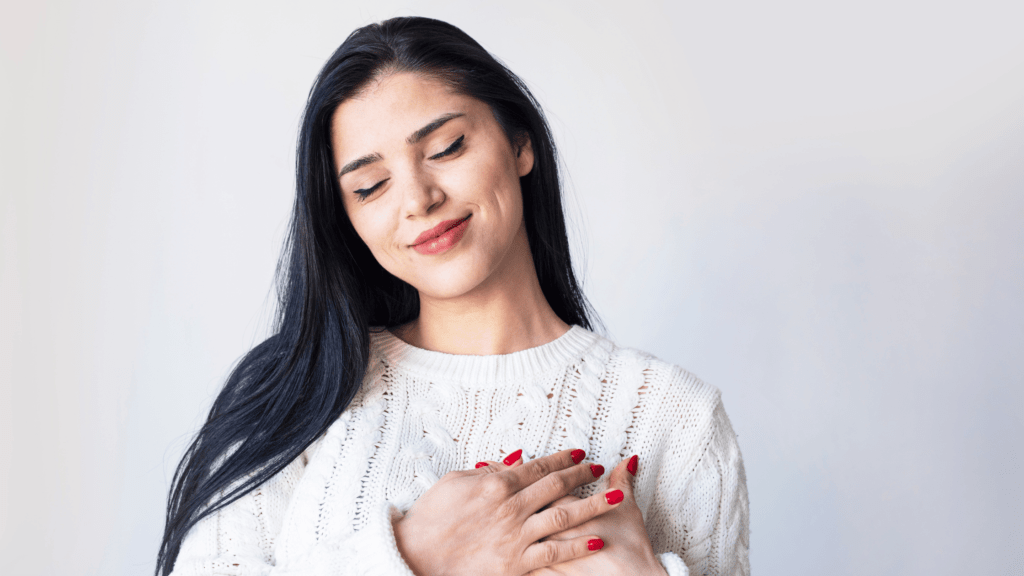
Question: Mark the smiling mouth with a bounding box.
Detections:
[412,214,472,246]
[412,214,472,255]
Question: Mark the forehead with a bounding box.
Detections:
[331,72,483,156]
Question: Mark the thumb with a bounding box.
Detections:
[608,454,640,499]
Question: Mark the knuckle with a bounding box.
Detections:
[544,472,571,495]
[498,474,517,494]
[532,458,557,479]
[540,541,561,565]
[548,506,572,531]
[496,494,521,519]
[481,474,509,497]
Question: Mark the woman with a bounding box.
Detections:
[158,16,749,576]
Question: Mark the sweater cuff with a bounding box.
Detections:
[658,552,690,576]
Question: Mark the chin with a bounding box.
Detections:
[413,276,486,301]
[407,260,493,301]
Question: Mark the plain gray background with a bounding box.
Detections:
[2,1,1022,574]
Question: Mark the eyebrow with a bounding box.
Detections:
[337,112,466,180]
[337,152,383,179]
[407,112,464,145]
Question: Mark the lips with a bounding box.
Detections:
[412,215,471,246]
[412,215,471,256]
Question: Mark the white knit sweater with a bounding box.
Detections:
[170,326,750,576]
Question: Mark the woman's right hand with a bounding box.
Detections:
[392,448,623,576]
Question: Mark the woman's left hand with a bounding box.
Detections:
[476,455,669,576]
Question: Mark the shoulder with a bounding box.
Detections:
[591,332,724,436]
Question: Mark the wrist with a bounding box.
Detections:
[645,553,671,576]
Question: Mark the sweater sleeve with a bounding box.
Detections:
[649,398,750,576]
[168,454,416,576]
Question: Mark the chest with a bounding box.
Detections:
[346,360,648,514]
[273,350,663,564]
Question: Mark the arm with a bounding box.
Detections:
[648,399,750,576]
[168,448,617,576]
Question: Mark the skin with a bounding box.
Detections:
[330,71,667,576]
[485,456,669,576]
[332,71,568,356]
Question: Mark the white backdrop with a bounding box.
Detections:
[2,1,1022,574]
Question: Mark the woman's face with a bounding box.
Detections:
[331,72,534,300]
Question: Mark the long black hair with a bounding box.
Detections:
[157,16,598,575]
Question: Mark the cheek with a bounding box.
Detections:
[460,146,523,219]
[491,168,525,231]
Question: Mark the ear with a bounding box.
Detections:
[514,132,535,177]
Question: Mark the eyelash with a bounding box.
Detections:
[353,136,465,199]
[354,178,389,199]
[429,135,465,160]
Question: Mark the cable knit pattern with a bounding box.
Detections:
[170,325,749,576]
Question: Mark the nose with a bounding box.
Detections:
[400,166,445,219]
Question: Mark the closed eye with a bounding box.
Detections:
[354,178,389,199]
[428,135,465,160]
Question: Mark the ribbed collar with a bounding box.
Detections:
[369,325,601,387]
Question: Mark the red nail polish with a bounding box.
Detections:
[605,489,624,505]
[503,449,523,466]
[588,538,604,551]
[475,462,489,468]
[571,449,586,464]
[590,464,604,478]
[627,455,639,476]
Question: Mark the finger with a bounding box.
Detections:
[536,493,580,516]
[521,534,605,571]
[514,452,604,514]
[502,448,525,467]
[523,484,624,541]
[470,447,526,474]
[504,448,586,493]
[470,443,531,472]
[550,495,579,507]
[607,454,639,500]
[543,495,586,542]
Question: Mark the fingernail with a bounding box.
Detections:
[503,449,523,466]
[588,538,604,551]
[605,489,624,505]
[627,455,639,476]
[475,462,489,468]
[590,464,604,478]
[571,449,586,464]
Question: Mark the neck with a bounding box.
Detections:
[392,224,570,355]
